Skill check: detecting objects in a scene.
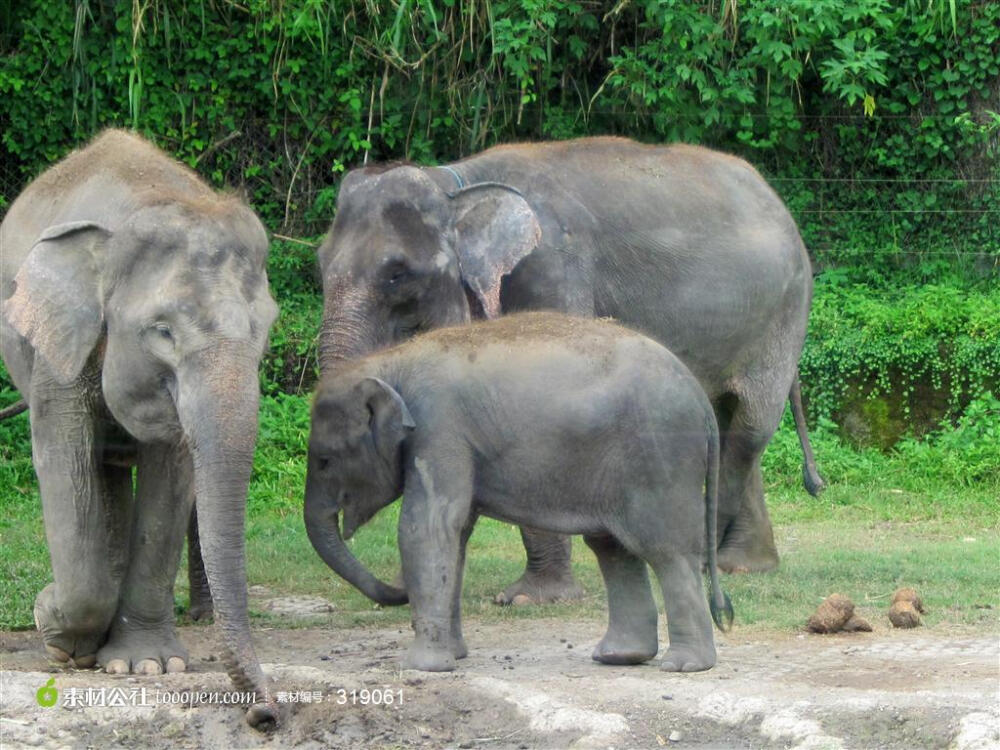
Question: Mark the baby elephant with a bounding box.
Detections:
[305,312,733,672]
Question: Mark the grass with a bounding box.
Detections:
[2,389,997,634]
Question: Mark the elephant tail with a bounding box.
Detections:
[0,399,28,421]
[789,372,825,496]
[705,411,734,632]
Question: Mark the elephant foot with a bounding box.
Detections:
[97,622,188,675]
[717,544,779,574]
[493,569,584,606]
[452,635,469,660]
[660,643,716,673]
[34,584,108,669]
[717,524,780,573]
[591,630,658,665]
[402,643,456,672]
[187,597,213,622]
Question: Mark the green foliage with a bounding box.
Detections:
[0,360,32,485]
[1,0,997,248]
[896,391,1000,485]
[261,239,323,394]
[763,392,1000,502]
[800,276,1000,424]
[249,392,312,517]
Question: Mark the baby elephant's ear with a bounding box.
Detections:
[3,221,110,384]
[359,377,415,462]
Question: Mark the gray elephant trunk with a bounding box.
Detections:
[303,471,408,606]
[178,344,276,726]
[318,281,376,370]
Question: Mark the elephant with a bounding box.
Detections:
[0,129,277,727]
[316,136,822,605]
[305,312,733,672]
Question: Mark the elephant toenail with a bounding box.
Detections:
[45,645,71,663]
[165,657,186,673]
[106,659,129,674]
[136,659,163,675]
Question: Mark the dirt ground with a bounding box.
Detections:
[1,608,998,750]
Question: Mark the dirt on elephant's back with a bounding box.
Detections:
[1,620,997,749]
[393,312,637,359]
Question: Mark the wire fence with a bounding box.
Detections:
[1,124,997,255]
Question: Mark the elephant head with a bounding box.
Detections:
[317,165,541,369]
[303,374,414,605]
[2,197,278,721]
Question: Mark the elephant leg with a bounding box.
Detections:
[98,441,193,675]
[449,514,478,660]
[648,549,717,672]
[103,463,136,591]
[398,457,473,672]
[493,527,584,605]
[186,507,213,621]
[584,534,658,665]
[29,373,120,668]
[715,395,780,573]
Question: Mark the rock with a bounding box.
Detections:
[891,587,925,613]
[669,729,684,742]
[842,614,873,632]
[807,593,855,633]
[262,596,334,617]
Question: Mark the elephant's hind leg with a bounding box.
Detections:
[584,534,658,665]
[493,527,584,605]
[648,550,717,672]
[185,508,213,621]
[715,392,781,573]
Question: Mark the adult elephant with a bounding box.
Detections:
[317,136,822,604]
[0,130,277,727]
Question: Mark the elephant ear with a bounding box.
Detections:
[450,184,541,319]
[358,377,415,464]
[2,221,110,384]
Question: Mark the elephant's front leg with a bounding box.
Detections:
[398,457,473,672]
[29,372,123,667]
[98,442,193,674]
[494,527,584,605]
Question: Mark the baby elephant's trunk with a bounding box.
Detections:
[303,472,409,606]
[705,414,734,632]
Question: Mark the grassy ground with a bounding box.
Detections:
[2,390,997,634]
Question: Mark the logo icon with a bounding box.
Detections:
[36,677,58,708]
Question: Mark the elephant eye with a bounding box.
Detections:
[383,260,412,286]
[154,323,173,341]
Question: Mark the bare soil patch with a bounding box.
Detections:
[1,616,997,749]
